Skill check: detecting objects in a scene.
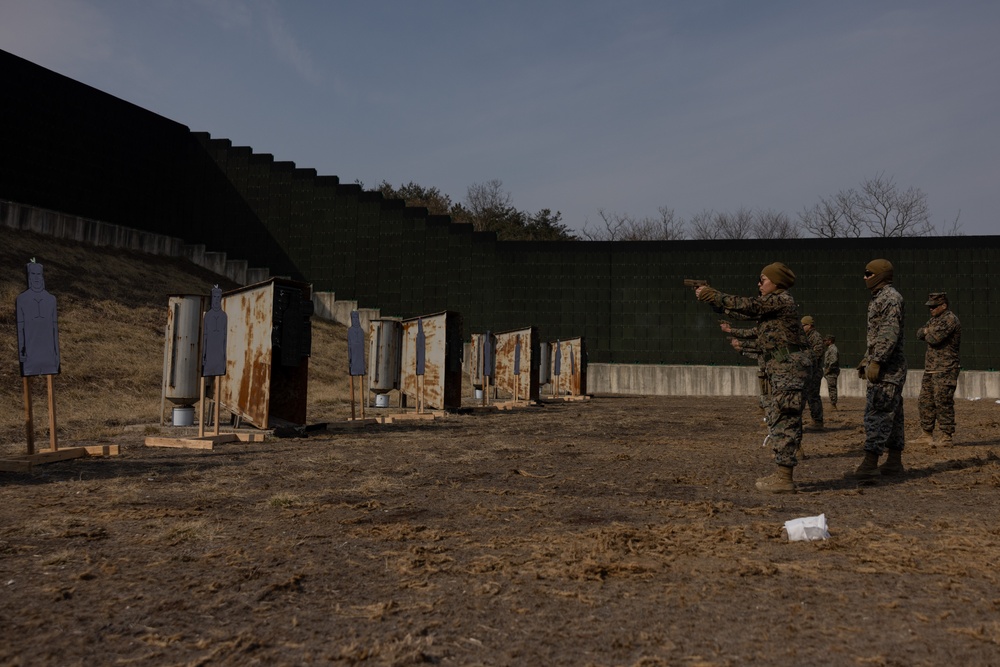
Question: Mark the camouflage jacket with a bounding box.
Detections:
[706,289,810,390]
[728,325,765,368]
[823,343,840,375]
[917,309,961,372]
[865,284,907,386]
[805,328,824,365]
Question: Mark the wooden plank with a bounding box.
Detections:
[145,437,215,450]
[0,459,32,473]
[81,445,121,456]
[0,445,120,473]
[145,434,241,449]
[23,376,34,455]
[19,447,87,464]
[47,374,58,451]
[235,432,266,442]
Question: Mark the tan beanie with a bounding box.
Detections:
[762,262,795,289]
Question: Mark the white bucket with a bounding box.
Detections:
[474,389,484,400]
[374,394,391,408]
[172,406,195,427]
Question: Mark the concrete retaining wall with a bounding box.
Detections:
[3,199,268,286]
[588,363,1000,399]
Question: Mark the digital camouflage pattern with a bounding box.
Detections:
[802,326,825,424]
[864,284,907,386]
[707,289,811,467]
[823,342,840,406]
[863,284,907,453]
[917,308,961,436]
[917,309,961,372]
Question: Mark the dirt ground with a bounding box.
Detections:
[0,396,998,666]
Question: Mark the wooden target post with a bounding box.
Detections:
[21,374,59,454]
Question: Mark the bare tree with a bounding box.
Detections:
[802,173,934,238]
[753,209,800,239]
[941,210,964,236]
[691,208,755,240]
[719,207,756,239]
[465,178,513,220]
[689,209,720,239]
[581,206,686,241]
[798,198,849,238]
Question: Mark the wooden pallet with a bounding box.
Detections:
[144,431,264,450]
[0,445,120,473]
[372,410,446,424]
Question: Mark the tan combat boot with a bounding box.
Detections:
[845,451,881,480]
[755,465,796,494]
[913,430,934,446]
[879,449,905,476]
[938,433,953,447]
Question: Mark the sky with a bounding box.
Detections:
[2,0,999,237]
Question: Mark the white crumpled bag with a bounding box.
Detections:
[784,513,830,542]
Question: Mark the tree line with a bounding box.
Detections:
[370,173,961,242]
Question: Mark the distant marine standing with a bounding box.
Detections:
[915,292,961,446]
[822,335,840,410]
[800,315,825,430]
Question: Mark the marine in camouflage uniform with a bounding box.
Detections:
[850,259,907,480]
[800,316,825,429]
[822,336,840,409]
[696,262,811,493]
[915,292,961,445]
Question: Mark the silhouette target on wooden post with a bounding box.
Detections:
[552,340,562,397]
[513,334,522,401]
[199,286,228,436]
[415,318,426,413]
[347,311,367,420]
[16,260,61,454]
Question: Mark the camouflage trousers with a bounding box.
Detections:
[824,372,839,406]
[802,369,824,424]
[919,368,959,436]
[864,382,905,454]
[766,390,804,467]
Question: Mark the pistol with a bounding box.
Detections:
[683,279,708,288]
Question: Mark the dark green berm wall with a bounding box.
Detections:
[3,49,997,371]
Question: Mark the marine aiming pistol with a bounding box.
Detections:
[683,279,709,288]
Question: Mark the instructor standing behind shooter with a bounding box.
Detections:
[849,259,907,480]
[694,262,810,494]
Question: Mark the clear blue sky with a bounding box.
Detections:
[3,0,998,236]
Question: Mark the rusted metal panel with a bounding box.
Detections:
[549,337,587,396]
[401,311,463,410]
[219,278,311,428]
[494,327,540,401]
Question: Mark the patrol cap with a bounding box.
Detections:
[925,292,948,307]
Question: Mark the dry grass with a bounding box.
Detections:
[0,227,352,452]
